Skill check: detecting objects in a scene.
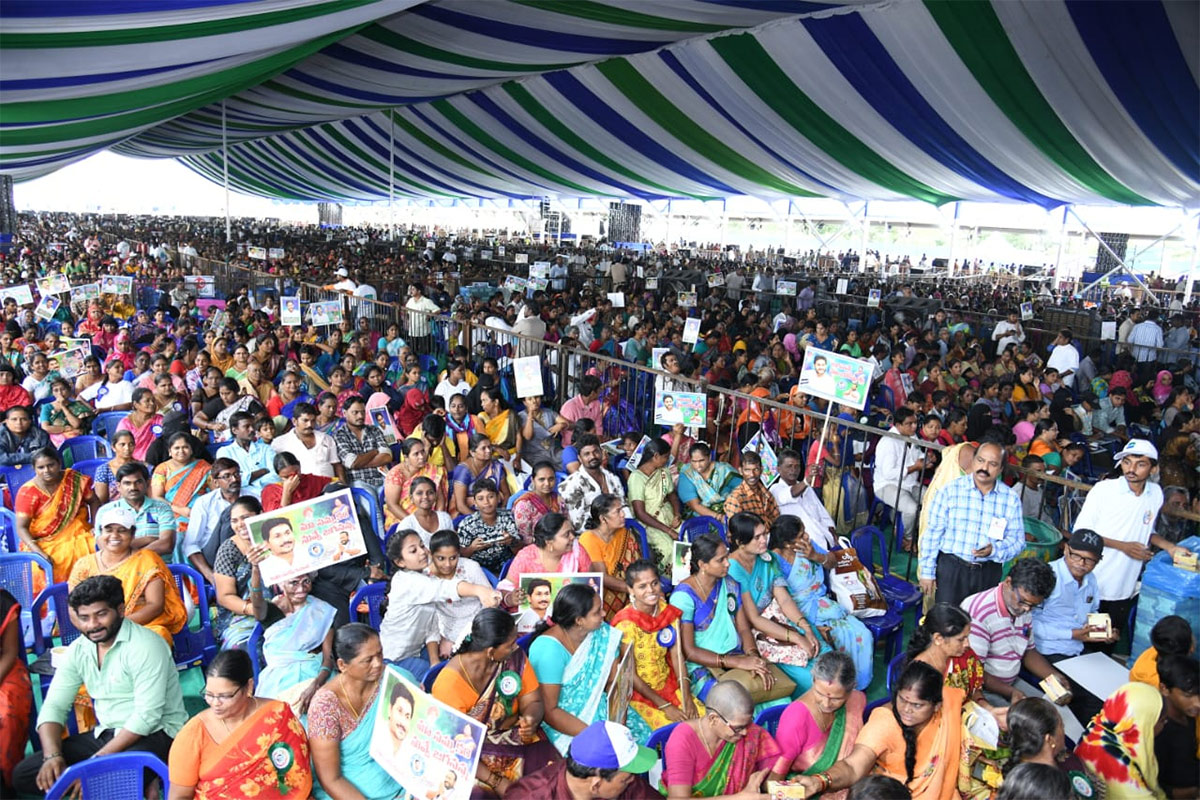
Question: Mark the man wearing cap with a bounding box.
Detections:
[1032,528,1114,729]
[1073,438,1192,656]
[505,720,656,799]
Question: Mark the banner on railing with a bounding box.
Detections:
[268,247,285,260]
[184,275,217,298]
[308,299,343,326]
[247,246,267,260]
[797,347,870,411]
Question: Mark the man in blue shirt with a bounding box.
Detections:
[217,410,276,496]
[1031,528,1115,731]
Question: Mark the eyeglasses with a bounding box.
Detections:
[203,685,245,704]
[214,472,240,481]
[1011,589,1044,612]
[1066,550,1099,568]
[710,710,749,736]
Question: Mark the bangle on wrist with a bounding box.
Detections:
[718,653,727,669]
[43,753,63,762]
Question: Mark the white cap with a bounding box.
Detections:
[96,504,137,530]
[1115,438,1158,461]
[335,268,349,278]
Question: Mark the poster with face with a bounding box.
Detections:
[69,283,100,304]
[248,246,267,260]
[513,356,543,399]
[308,300,343,327]
[515,572,604,630]
[514,253,528,264]
[646,277,658,290]
[867,289,882,308]
[280,297,302,326]
[0,284,34,305]
[34,295,61,321]
[368,406,399,446]
[776,280,797,296]
[682,317,702,345]
[36,274,70,296]
[672,541,692,585]
[653,390,706,427]
[797,347,870,411]
[370,665,485,800]
[1020,302,1034,321]
[707,273,725,288]
[55,346,89,379]
[742,430,779,488]
[503,275,528,293]
[245,488,365,585]
[677,291,697,308]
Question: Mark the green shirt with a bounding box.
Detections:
[39,618,188,739]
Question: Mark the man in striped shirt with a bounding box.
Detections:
[962,559,1074,719]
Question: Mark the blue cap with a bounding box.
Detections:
[567,722,657,774]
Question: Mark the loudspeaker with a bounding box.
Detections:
[1095,232,1128,272]
[608,202,642,243]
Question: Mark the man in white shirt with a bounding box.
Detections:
[511,300,547,359]
[991,310,1025,356]
[873,407,925,542]
[769,450,837,551]
[405,281,442,350]
[1072,439,1191,655]
[1045,328,1080,388]
[271,402,338,478]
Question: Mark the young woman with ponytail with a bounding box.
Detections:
[429,607,557,797]
[793,660,964,800]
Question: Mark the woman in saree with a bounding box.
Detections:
[726,512,825,695]
[150,432,212,539]
[38,378,95,447]
[446,393,483,459]
[451,434,508,516]
[307,624,402,800]
[479,387,522,471]
[529,583,624,756]
[15,447,98,585]
[579,493,641,620]
[611,560,704,745]
[314,392,339,434]
[499,512,593,599]
[69,502,187,645]
[224,345,251,382]
[93,429,135,505]
[906,603,1000,721]
[266,371,310,428]
[251,332,284,381]
[0,364,32,413]
[512,461,562,545]
[1075,681,1167,800]
[663,680,779,800]
[207,336,234,375]
[383,437,447,529]
[254,572,336,717]
[0,588,32,792]
[432,608,559,797]
[768,515,874,691]
[212,497,270,649]
[297,345,331,397]
[677,442,741,519]
[115,387,164,461]
[168,649,313,800]
[768,652,865,800]
[793,660,965,800]
[670,532,795,706]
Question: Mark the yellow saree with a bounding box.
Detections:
[68,549,187,646]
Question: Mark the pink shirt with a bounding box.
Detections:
[559,394,604,446]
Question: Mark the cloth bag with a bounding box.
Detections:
[829,537,887,619]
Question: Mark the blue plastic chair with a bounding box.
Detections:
[31,582,79,696]
[864,696,889,720]
[482,567,499,588]
[680,516,726,544]
[452,513,469,528]
[516,631,535,653]
[850,526,921,620]
[754,703,786,736]
[624,519,653,561]
[423,658,449,692]
[498,558,514,582]
[351,486,384,543]
[507,489,528,510]
[350,582,387,628]
[58,435,115,467]
[46,751,170,800]
[68,457,108,482]
[0,464,35,509]
[0,507,17,552]
[90,411,129,439]
[647,721,679,755]
[860,599,906,664]
[247,622,265,685]
[885,652,907,693]
[168,564,218,671]
[0,551,54,648]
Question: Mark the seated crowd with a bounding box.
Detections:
[0,217,1198,800]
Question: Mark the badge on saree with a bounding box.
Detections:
[657,626,677,648]
[497,669,522,715]
[268,743,295,793]
[151,423,163,436]
[1068,771,1095,798]
[726,593,737,613]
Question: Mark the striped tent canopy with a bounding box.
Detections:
[3,0,1198,207]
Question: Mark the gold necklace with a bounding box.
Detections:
[339,681,364,719]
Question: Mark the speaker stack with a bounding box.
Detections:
[607,202,641,244]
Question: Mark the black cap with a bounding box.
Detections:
[1068,529,1104,556]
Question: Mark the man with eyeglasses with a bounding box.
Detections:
[181,457,242,583]
[1032,529,1113,731]
[962,558,1080,735]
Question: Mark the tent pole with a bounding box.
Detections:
[222,101,231,246]
[947,202,960,275]
[859,201,868,273]
[1053,205,1069,275]
[388,111,395,242]
[1184,216,1200,305]
[1070,207,1158,303]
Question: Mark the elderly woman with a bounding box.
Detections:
[383,437,447,529]
[529,583,624,756]
[792,661,965,800]
[511,461,562,545]
[168,649,313,800]
[671,532,795,706]
[431,608,557,796]
[663,680,779,799]
[37,378,94,448]
[306,625,402,800]
[768,652,865,800]
[68,503,187,645]
[15,447,98,584]
[254,572,336,717]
